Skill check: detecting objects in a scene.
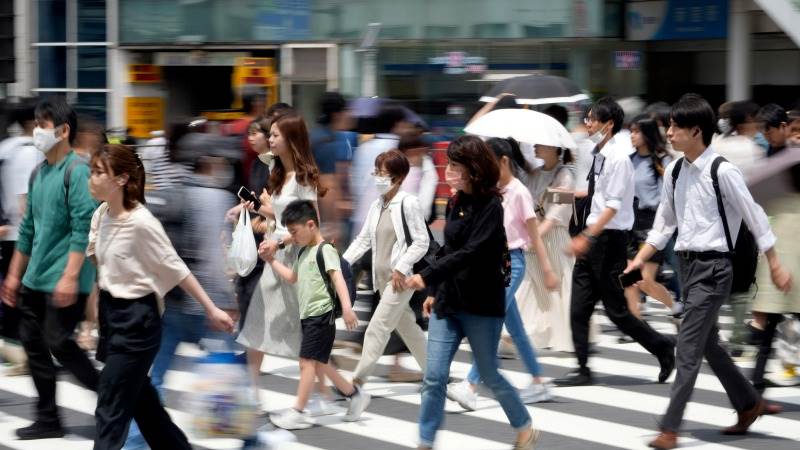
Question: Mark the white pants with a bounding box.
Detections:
[352,283,427,382]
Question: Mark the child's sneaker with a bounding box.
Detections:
[343,386,371,422]
[306,395,339,417]
[270,408,312,430]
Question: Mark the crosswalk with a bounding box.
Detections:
[0,302,799,450]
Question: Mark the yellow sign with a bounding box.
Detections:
[232,57,278,109]
[125,97,164,139]
[128,64,161,84]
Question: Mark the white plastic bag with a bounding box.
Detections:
[227,208,258,277]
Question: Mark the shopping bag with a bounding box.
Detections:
[228,208,258,277]
[187,351,260,439]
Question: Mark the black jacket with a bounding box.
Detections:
[421,193,506,318]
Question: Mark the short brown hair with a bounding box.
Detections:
[375,150,410,184]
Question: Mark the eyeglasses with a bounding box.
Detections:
[370,171,390,177]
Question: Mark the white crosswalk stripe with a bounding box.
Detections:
[1,305,798,450]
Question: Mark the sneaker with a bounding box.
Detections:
[446,380,477,411]
[671,301,685,319]
[306,395,339,417]
[343,386,371,422]
[15,421,65,440]
[520,382,554,404]
[513,428,541,450]
[270,408,312,430]
[553,369,593,387]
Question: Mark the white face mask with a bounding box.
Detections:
[33,126,62,154]
[587,127,607,145]
[717,118,732,135]
[257,151,275,166]
[374,175,393,195]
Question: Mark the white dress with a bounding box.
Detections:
[236,176,317,357]
[516,165,576,352]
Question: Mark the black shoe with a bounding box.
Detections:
[15,421,64,440]
[553,369,593,387]
[658,350,676,384]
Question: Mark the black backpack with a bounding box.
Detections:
[298,241,356,325]
[671,156,758,293]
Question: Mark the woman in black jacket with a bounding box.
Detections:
[406,136,539,450]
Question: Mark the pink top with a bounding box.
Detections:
[501,177,537,250]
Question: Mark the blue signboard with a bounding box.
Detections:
[626,0,728,41]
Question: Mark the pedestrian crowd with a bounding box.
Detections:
[0,91,799,450]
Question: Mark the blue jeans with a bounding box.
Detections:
[419,310,531,447]
[123,310,211,450]
[466,249,541,384]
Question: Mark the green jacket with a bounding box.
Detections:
[16,151,97,294]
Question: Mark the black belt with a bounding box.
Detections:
[677,250,731,261]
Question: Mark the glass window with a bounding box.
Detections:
[78,47,106,88]
[78,0,106,41]
[38,47,67,88]
[38,0,66,42]
[75,92,106,124]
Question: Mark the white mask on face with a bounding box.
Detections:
[717,118,732,135]
[374,175,393,195]
[587,126,607,145]
[33,126,62,154]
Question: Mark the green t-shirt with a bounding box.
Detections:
[294,243,340,320]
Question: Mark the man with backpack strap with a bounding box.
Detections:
[0,99,99,440]
[626,94,793,449]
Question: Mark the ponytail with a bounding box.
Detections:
[506,137,532,174]
[486,137,531,174]
[91,144,147,210]
[561,148,574,165]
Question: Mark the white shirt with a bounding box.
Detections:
[646,148,776,253]
[271,175,317,239]
[0,136,44,241]
[587,132,635,231]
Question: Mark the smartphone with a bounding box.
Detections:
[237,186,261,211]
[618,269,643,289]
[545,189,575,205]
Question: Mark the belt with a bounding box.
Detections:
[677,250,731,261]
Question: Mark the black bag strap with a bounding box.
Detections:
[710,156,735,253]
[27,156,88,207]
[313,242,339,314]
[400,197,412,247]
[669,157,684,210]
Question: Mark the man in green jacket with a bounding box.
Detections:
[0,98,99,440]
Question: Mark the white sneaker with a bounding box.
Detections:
[306,395,338,417]
[343,386,371,422]
[446,381,477,411]
[270,408,312,430]
[520,382,554,404]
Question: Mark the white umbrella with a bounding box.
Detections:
[464,109,577,150]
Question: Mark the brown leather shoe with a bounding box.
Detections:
[722,399,766,435]
[648,430,678,449]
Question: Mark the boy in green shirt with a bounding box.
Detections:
[261,200,369,430]
[0,98,99,440]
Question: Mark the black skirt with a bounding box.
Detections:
[96,290,162,363]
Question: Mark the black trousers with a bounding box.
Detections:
[661,256,759,431]
[1,241,20,340]
[94,290,191,450]
[752,313,799,393]
[570,230,672,371]
[16,286,99,425]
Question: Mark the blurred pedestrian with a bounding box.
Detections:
[405,135,540,450]
[554,97,675,387]
[74,114,105,159]
[398,132,439,223]
[627,93,791,449]
[343,150,429,388]
[757,103,790,157]
[0,99,100,440]
[86,144,233,450]
[625,114,675,319]
[447,137,557,411]
[221,87,267,187]
[311,92,355,244]
[788,104,800,146]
